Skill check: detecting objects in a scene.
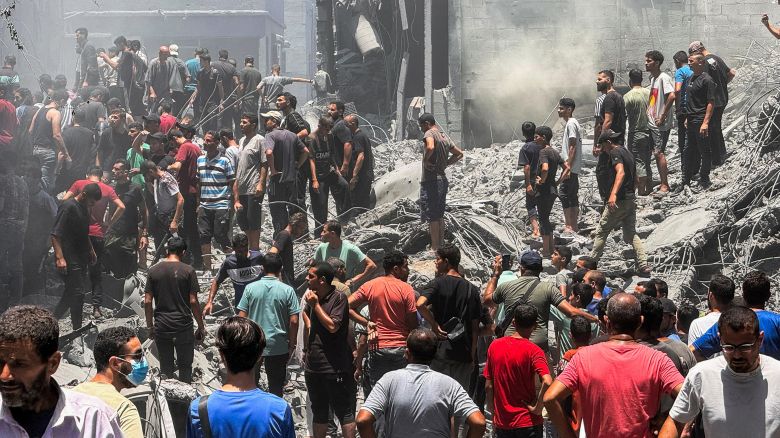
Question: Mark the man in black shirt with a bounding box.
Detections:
[417,244,481,392]
[203,233,265,315]
[535,126,569,257]
[97,107,131,178]
[591,130,649,276]
[59,108,96,194]
[681,52,717,191]
[75,27,99,88]
[270,212,308,286]
[104,159,147,278]
[303,262,357,438]
[307,116,349,234]
[328,100,353,215]
[239,57,262,117]
[517,121,541,238]
[52,182,101,329]
[213,49,240,136]
[688,41,735,167]
[193,54,223,132]
[594,70,626,147]
[144,236,206,383]
[345,114,374,212]
[278,92,312,214]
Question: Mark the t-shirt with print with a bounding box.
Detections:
[153,171,180,222]
[145,260,198,336]
[599,90,626,144]
[537,146,565,196]
[492,276,564,349]
[308,132,337,179]
[351,276,418,349]
[238,276,301,357]
[561,118,583,174]
[624,87,651,133]
[420,275,481,362]
[304,288,352,374]
[648,72,675,131]
[704,54,731,107]
[668,354,780,438]
[421,126,454,182]
[313,240,366,280]
[174,141,202,195]
[606,146,636,201]
[674,65,694,116]
[215,250,265,306]
[556,342,684,438]
[484,336,550,429]
[68,179,119,238]
[235,134,266,196]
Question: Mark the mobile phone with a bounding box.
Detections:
[501,254,513,271]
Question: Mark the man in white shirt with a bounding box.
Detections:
[660,306,780,438]
[0,305,123,437]
[645,50,675,194]
[687,274,735,346]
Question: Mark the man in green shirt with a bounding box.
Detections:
[313,220,376,290]
[623,69,654,195]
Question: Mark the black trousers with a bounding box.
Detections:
[182,194,202,268]
[685,119,712,185]
[171,91,187,119]
[710,106,726,166]
[268,176,302,234]
[88,236,105,308]
[54,262,87,329]
[156,329,195,383]
[263,353,289,397]
[310,172,348,234]
[495,425,543,438]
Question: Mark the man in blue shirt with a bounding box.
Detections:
[203,233,265,315]
[238,253,300,397]
[692,271,780,360]
[187,316,295,438]
[673,51,693,163]
[184,48,205,100]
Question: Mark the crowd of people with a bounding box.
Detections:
[0,24,779,438]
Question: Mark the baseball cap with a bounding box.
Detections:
[142,114,161,123]
[597,129,622,144]
[520,250,543,270]
[660,297,677,315]
[260,110,283,123]
[169,44,179,56]
[688,41,705,54]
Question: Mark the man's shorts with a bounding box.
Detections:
[197,207,230,246]
[525,187,539,219]
[629,131,654,179]
[236,195,263,231]
[650,127,671,154]
[305,372,357,425]
[559,174,579,209]
[419,177,448,222]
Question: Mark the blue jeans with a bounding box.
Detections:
[32,146,57,193]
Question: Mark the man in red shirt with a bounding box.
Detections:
[63,166,125,318]
[168,124,203,268]
[348,250,419,395]
[0,84,17,151]
[158,101,177,134]
[545,293,684,438]
[485,304,552,438]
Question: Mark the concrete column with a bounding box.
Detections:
[424,0,433,114]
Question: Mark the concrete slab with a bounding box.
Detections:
[373,162,421,206]
[644,207,714,253]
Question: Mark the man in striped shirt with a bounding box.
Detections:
[197,131,235,272]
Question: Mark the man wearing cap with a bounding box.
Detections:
[262,110,310,233]
[591,129,650,275]
[169,125,204,268]
[239,57,263,117]
[688,41,735,168]
[167,44,190,117]
[483,251,597,353]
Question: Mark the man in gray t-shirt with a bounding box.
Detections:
[356,329,486,438]
[557,98,582,233]
[256,64,313,108]
[233,114,266,250]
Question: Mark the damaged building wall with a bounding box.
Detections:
[282,0,317,103]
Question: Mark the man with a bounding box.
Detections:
[556,99,581,232]
[308,116,348,233]
[204,233,265,315]
[675,305,699,345]
[269,211,309,285]
[219,128,239,169]
[535,125,569,256]
[277,92,312,212]
[551,245,573,297]
[624,69,654,195]
[75,27,99,88]
[104,159,147,278]
[544,293,684,438]
[262,110,310,232]
[98,47,122,105]
[356,328,487,438]
[313,63,333,99]
[583,269,607,315]
[169,126,203,268]
[517,121,541,237]
[591,129,650,275]
[166,44,189,117]
[483,251,597,352]
[63,166,125,317]
[73,326,144,438]
[314,220,376,287]
[418,113,464,250]
[233,114,266,249]
[680,52,716,191]
[52,183,101,329]
[81,88,107,133]
[660,306,780,438]
[550,282,598,357]
[417,244,480,391]
[345,114,374,212]
[687,274,734,346]
[328,100,354,215]
[302,263,357,438]
[187,316,295,438]
[636,295,697,379]
[21,163,57,297]
[349,250,419,394]
[29,89,69,192]
[109,36,146,116]
[144,236,206,383]
[0,84,18,152]
[645,50,674,193]
[192,54,223,132]
[485,304,553,438]
[197,131,235,272]
[593,69,626,149]
[692,271,780,360]
[213,49,241,136]
[145,46,173,109]
[0,305,123,436]
[237,253,300,397]
[0,55,19,90]
[184,48,206,101]
[688,41,735,167]
[141,160,183,254]
[97,107,131,180]
[258,64,313,108]
[0,153,27,311]
[239,56,263,116]
[158,101,177,134]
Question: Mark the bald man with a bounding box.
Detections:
[345,114,374,211]
[146,46,173,105]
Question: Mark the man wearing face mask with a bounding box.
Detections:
[73,326,145,438]
[0,305,123,437]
